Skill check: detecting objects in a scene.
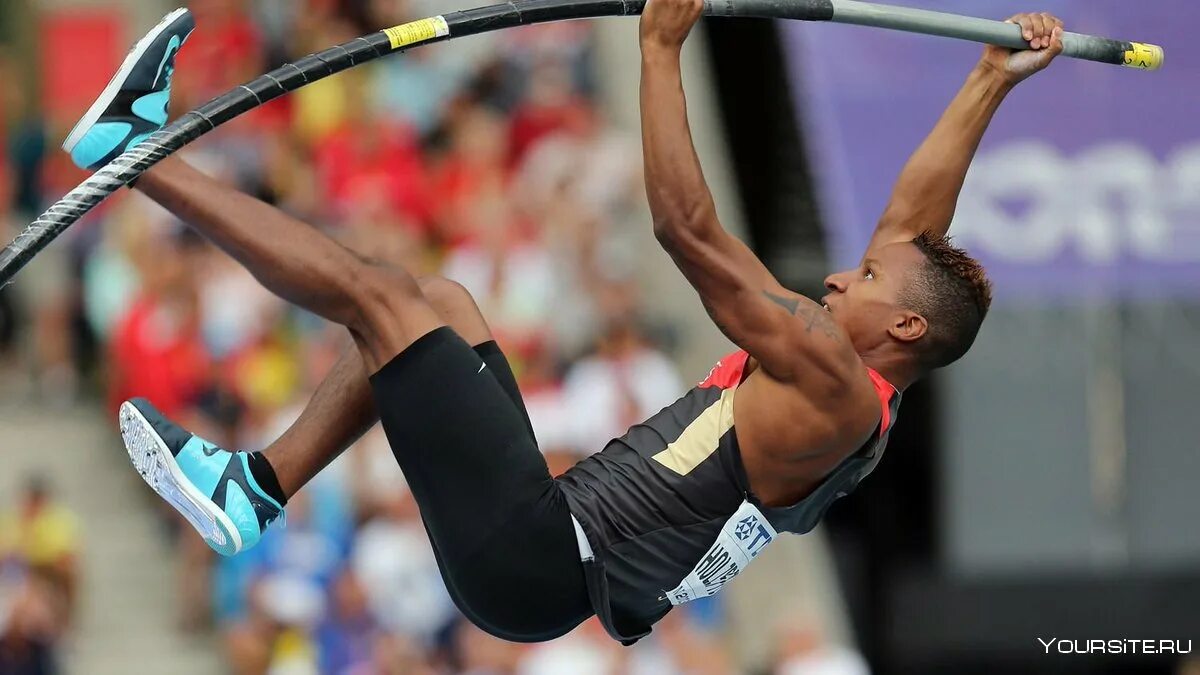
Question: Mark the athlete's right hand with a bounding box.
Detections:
[980,12,1064,85]
[640,0,704,53]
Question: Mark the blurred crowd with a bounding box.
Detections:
[0,477,79,675]
[0,1,869,673]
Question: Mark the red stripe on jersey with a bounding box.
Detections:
[866,368,897,437]
[701,352,896,438]
[699,351,750,389]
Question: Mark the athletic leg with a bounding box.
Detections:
[87,13,591,638]
[134,155,436,371]
[367,327,591,641]
[135,157,535,498]
[125,161,590,639]
[263,276,530,497]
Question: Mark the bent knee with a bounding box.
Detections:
[417,276,492,345]
[346,262,426,334]
[417,276,475,311]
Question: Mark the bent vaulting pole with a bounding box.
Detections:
[0,0,1162,286]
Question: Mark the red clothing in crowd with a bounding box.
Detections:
[507,98,591,168]
[109,295,210,418]
[314,121,433,229]
[174,7,262,101]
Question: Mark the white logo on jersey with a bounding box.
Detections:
[665,500,777,605]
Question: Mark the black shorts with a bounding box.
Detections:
[368,326,593,642]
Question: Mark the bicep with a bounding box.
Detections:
[657,225,857,383]
[866,202,940,258]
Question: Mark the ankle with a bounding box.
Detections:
[245,451,288,507]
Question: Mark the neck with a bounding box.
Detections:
[859,349,921,391]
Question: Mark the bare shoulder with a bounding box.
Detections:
[741,350,881,449]
[736,362,883,503]
[758,289,865,390]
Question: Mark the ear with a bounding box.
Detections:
[888,310,927,343]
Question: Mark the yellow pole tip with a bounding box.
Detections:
[1124,42,1164,71]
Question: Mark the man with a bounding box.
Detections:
[65,3,1063,645]
[0,475,80,618]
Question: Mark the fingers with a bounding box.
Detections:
[1039,13,1064,50]
[1029,13,1048,48]
[641,0,706,50]
[1009,12,1065,50]
[1010,14,1035,44]
[1048,25,1064,57]
[1046,13,1065,55]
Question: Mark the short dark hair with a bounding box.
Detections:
[901,232,992,370]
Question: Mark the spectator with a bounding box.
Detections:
[772,614,869,675]
[507,57,592,167]
[561,281,684,454]
[107,221,210,418]
[0,570,62,675]
[352,489,455,645]
[225,573,325,675]
[315,569,380,674]
[0,476,79,623]
[454,621,523,674]
[369,632,437,675]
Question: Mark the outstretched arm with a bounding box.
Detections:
[640,0,858,387]
[868,12,1065,252]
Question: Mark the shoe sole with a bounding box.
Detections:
[62,7,191,154]
[119,401,244,555]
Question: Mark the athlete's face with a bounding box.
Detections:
[821,241,929,354]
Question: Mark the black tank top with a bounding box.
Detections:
[558,350,901,644]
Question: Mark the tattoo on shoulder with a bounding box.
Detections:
[762,290,800,314]
[762,290,842,343]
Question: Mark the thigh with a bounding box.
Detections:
[369,327,591,639]
[417,276,493,347]
[412,277,534,436]
[369,326,551,553]
[473,340,535,441]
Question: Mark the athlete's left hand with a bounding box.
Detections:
[981,12,1065,85]
[640,0,704,53]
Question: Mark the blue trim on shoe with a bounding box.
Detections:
[221,478,263,550]
[69,122,134,169]
[174,437,232,498]
[131,89,172,126]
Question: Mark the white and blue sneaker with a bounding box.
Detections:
[119,398,284,556]
[62,8,195,171]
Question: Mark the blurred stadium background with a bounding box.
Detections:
[0,0,1196,673]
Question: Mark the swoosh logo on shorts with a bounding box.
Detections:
[152,34,182,89]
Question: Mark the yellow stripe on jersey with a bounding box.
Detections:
[652,387,737,476]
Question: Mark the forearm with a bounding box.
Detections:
[878,63,1013,239]
[640,44,718,242]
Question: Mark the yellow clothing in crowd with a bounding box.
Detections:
[0,504,79,568]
